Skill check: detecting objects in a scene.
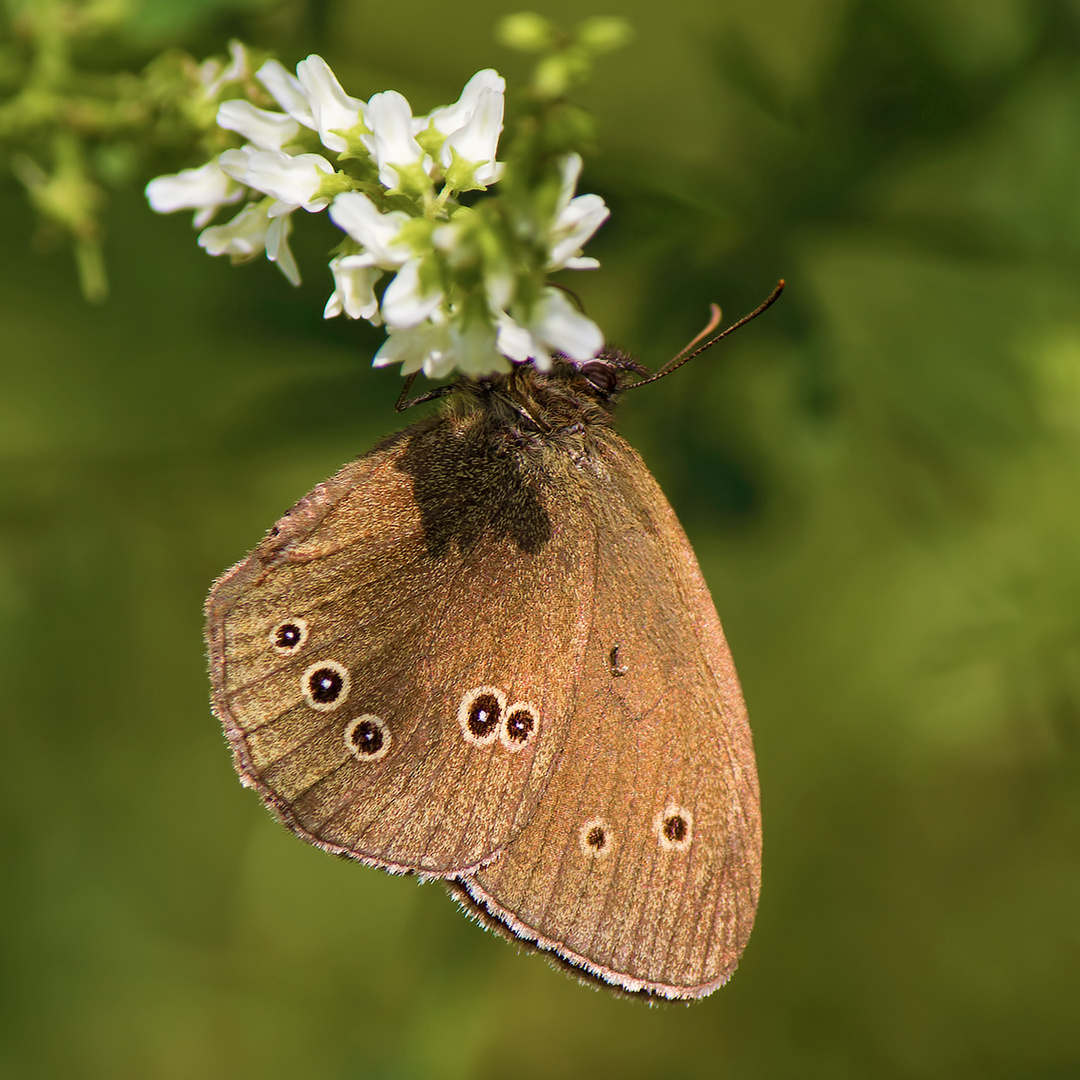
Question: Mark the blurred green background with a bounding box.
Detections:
[3,0,1080,1077]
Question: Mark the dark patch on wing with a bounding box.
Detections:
[396,418,552,556]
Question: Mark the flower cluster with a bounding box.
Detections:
[146,53,609,378]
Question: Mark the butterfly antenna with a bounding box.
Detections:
[627,280,785,389]
[395,373,418,410]
[396,373,455,411]
[669,302,725,365]
[548,280,586,311]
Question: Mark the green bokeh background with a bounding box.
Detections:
[3,0,1079,1077]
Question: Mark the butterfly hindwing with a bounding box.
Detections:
[207,415,595,876]
[451,430,761,997]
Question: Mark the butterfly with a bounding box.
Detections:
[205,283,782,998]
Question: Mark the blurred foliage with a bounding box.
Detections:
[0,0,281,298]
[1,0,1079,1078]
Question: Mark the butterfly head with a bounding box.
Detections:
[453,350,651,435]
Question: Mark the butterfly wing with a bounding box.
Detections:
[450,429,761,997]
[206,415,595,876]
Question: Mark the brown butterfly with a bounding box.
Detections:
[205,282,782,998]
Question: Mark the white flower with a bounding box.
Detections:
[265,215,300,285]
[197,202,300,286]
[220,148,335,212]
[374,307,510,379]
[324,255,382,320]
[329,191,412,267]
[547,153,609,270]
[363,91,428,190]
[424,70,506,189]
[145,159,244,228]
[450,315,509,377]
[497,287,604,369]
[424,70,505,137]
[198,202,269,257]
[441,86,504,188]
[257,59,315,128]
[533,289,604,360]
[199,40,250,100]
[373,316,454,377]
[380,257,444,328]
[149,54,611,380]
[295,55,366,154]
[495,311,538,366]
[217,99,301,151]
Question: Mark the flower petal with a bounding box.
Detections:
[200,40,251,99]
[380,258,444,328]
[325,255,382,320]
[225,149,336,211]
[217,100,301,151]
[217,145,256,182]
[562,256,601,270]
[266,199,299,219]
[555,153,584,216]
[373,319,453,378]
[440,85,504,188]
[495,312,538,364]
[363,90,427,189]
[534,288,604,360]
[197,203,270,257]
[266,214,300,285]
[295,55,365,154]
[451,316,508,376]
[145,159,244,225]
[425,69,505,135]
[548,189,609,270]
[328,191,412,267]
[256,59,314,128]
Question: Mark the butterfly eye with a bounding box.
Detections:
[500,702,539,751]
[344,715,392,762]
[654,806,693,852]
[301,660,351,712]
[580,360,618,395]
[458,686,506,746]
[269,617,308,653]
[579,818,613,857]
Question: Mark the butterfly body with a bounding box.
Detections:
[207,355,761,998]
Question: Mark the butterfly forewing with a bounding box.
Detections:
[452,429,761,997]
[207,417,596,876]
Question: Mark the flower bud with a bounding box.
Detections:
[496,12,559,52]
[575,17,634,54]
